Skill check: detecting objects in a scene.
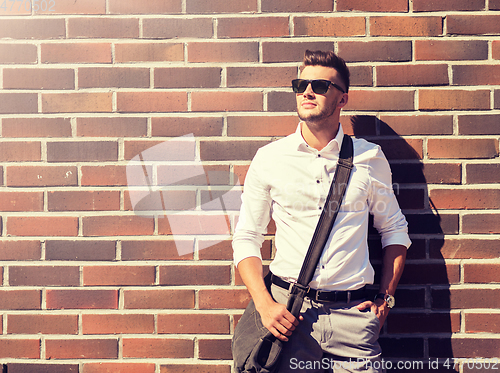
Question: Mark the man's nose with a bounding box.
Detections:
[303,82,315,96]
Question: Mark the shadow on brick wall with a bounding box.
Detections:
[350,115,454,371]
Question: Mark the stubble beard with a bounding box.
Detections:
[297,102,337,127]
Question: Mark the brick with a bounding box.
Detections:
[9,266,79,286]
[47,141,117,162]
[159,265,230,285]
[42,92,112,113]
[82,314,155,334]
[387,312,460,334]
[7,314,78,334]
[158,214,231,235]
[81,166,129,186]
[378,338,424,358]
[77,117,147,137]
[186,0,257,13]
[405,213,458,235]
[0,339,40,359]
[0,192,43,212]
[492,0,500,9]
[429,338,500,358]
[152,117,223,137]
[83,363,155,373]
[48,191,120,211]
[83,265,155,286]
[421,163,462,184]
[67,18,139,38]
[0,241,40,261]
[419,89,490,111]
[46,289,118,310]
[46,240,115,261]
[121,240,194,261]
[198,239,237,260]
[431,238,500,259]
[3,118,72,138]
[395,189,425,209]
[262,41,333,63]
[46,339,118,359]
[6,166,78,187]
[380,115,453,136]
[400,263,459,285]
[7,217,78,237]
[117,92,187,113]
[123,289,195,309]
[143,19,212,39]
[377,64,449,86]
[493,41,500,59]
[0,1,30,14]
[262,0,332,12]
[427,138,498,159]
[0,142,40,162]
[463,214,500,234]
[338,0,408,11]
[448,15,500,35]
[7,364,79,373]
[155,67,221,88]
[338,41,412,62]
[453,64,500,86]
[465,313,500,333]
[124,139,195,161]
[200,140,269,161]
[0,44,37,63]
[158,314,229,334]
[227,67,296,88]
[160,365,230,373]
[371,16,442,36]
[123,338,193,358]
[35,0,105,14]
[218,17,289,38]
[188,42,258,62]
[0,19,65,39]
[199,339,232,360]
[268,91,299,112]
[415,40,488,61]
[124,189,196,212]
[414,0,484,11]
[199,289,250,309]
[432,288,500,309]
[464,264,500,284]
[83,216,154,236]
[191,92,263,112]
[466,164,500,184]
[115,43,183,63]
[0,93,37,114]
[345,90,415,111]
[109,0,181,13]
[79,67,149,88]
[294,16,365,37]
[41,43,112,63]
[227,116,297,137]
[430,189,500,209]
[458,114,500,135]
[0,290,41,310]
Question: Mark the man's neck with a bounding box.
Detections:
[301,120,340,151]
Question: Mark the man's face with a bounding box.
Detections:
[296,65,347,124]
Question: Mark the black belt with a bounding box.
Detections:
[271,274,366,303]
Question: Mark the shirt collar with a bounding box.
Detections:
[294,122,344,155]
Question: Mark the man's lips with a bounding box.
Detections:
[301,101,317,109]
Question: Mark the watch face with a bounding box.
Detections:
[385,295,395,308]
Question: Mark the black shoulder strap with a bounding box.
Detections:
[295,134,354,288]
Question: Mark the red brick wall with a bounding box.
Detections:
[1,1,499,372]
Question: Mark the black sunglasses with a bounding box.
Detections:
[292,79,345,94]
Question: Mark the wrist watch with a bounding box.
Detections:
[374,293,395,308]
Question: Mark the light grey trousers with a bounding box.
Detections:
[270,283,383,373]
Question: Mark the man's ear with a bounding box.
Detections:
[337,93,349,108]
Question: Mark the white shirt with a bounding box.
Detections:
[232,124,411,291]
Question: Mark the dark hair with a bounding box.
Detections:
[303,50,350,93]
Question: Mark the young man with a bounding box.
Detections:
[232,50,411,372]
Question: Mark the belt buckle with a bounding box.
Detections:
[314,289,325,302]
